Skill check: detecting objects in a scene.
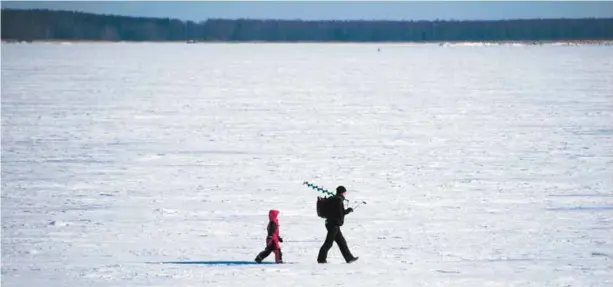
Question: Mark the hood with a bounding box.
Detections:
[268,209,279,223]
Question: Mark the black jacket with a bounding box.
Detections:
[325,196,352,226]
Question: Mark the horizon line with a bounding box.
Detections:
[4,7,613,23]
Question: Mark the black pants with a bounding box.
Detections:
[256,244,282,263]
[317,223,354,263]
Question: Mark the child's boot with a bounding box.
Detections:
[274,250,283,264]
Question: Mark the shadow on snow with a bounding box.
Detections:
[154,260,277,265]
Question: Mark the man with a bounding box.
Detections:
[317,185,359,264]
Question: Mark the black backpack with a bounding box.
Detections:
[316,196,331,218]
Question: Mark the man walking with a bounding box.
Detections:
[317,185,359,264]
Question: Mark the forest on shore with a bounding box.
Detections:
[2,9,613,42]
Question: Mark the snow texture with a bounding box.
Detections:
[2,42,612,286]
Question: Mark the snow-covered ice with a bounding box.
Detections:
[2,42,612,286]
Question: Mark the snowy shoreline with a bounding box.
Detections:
[3,39,613,46]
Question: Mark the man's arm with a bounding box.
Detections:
[341,199,353,215]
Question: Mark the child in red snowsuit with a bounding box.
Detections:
[255,209,283,263]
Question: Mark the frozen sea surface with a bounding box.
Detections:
[2,43,612,286]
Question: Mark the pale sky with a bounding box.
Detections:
[2,1,613,22]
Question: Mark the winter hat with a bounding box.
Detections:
[336,185,347,195]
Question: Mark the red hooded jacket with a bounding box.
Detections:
[266,209,281,249]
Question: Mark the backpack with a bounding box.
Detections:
[316,196,331,218]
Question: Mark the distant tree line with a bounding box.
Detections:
[2,9,613,42]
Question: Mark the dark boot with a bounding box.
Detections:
[334,228,356,262]
[255,246,273,263]
[317,245,331,263]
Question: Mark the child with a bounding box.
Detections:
[254,209,284,263]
